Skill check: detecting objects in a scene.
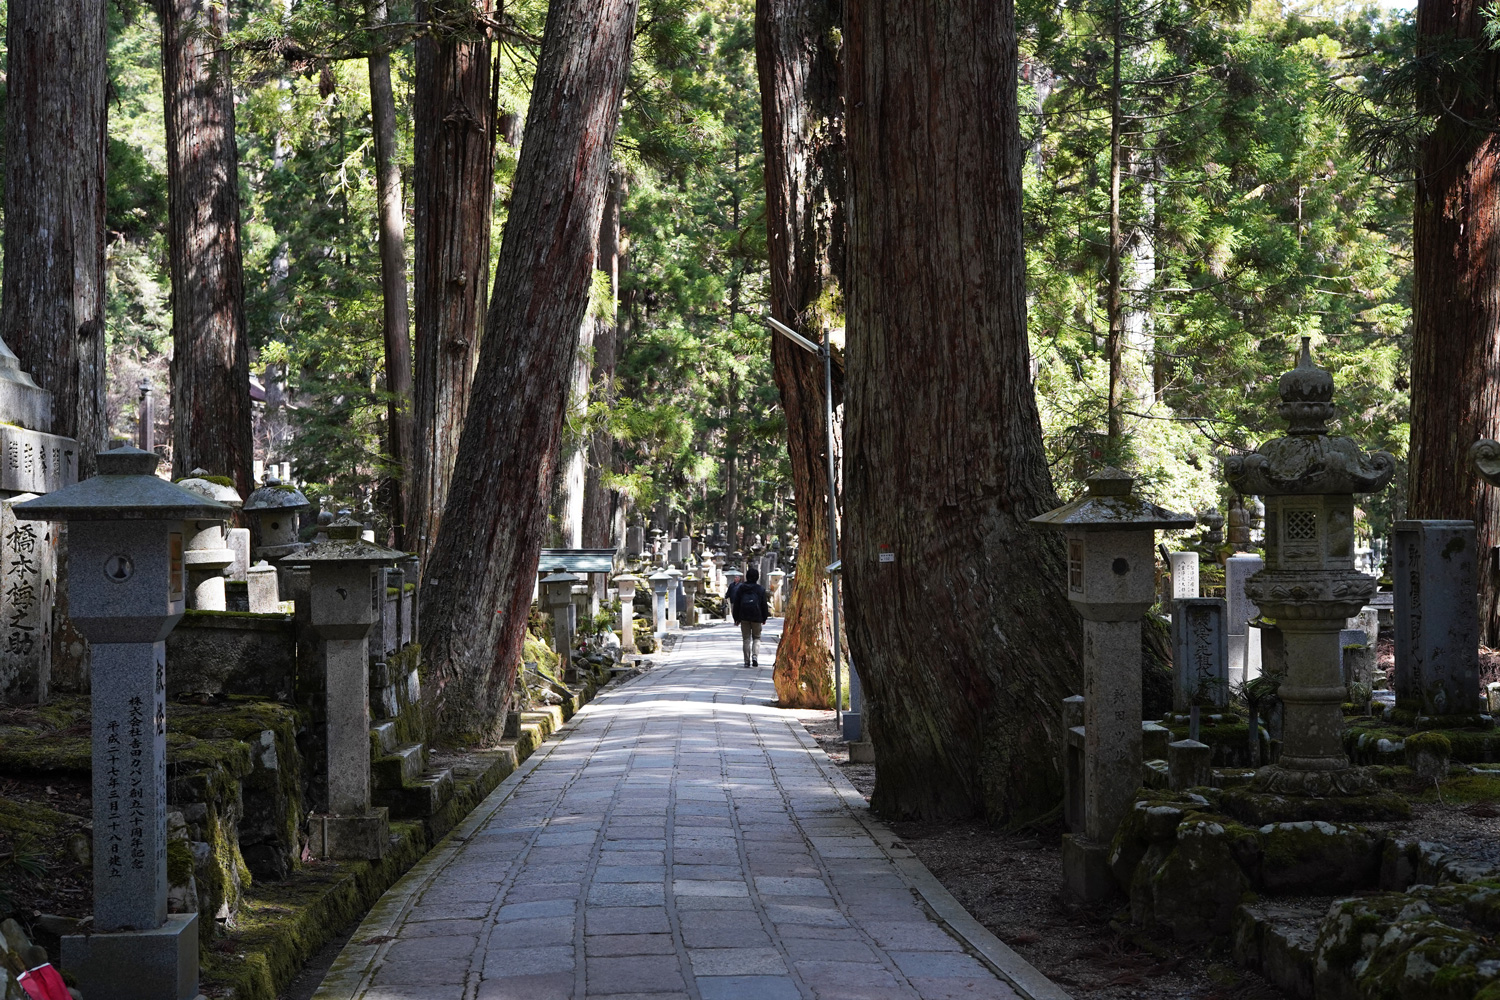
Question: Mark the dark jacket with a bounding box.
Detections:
[730,582,770,624]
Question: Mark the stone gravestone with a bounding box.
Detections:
[1225,553,1263,685]
[0,337,78,704]
[1171,598,1228,712]
[1393,520,1485,722]
[17,446,227,1000]
[1169,551,1200,599]
[0,495,56,703]
[626,525,644,559]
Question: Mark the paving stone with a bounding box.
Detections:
[695,975,802,1000]
[585,954,686,994]
[311,622,1058,1000]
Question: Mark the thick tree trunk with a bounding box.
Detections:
[756,0,845,709]
[843,0,1082,822]
[582,170,624,549]
[1409,0,1500,646]
[0,0,107,472]
[159,0,254,494]
[724,376,742,555]
[1105,0,1125,444]
[370,0,415,547]
[411,0,496,563]
[419,0,638,743]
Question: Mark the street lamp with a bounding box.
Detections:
[766,313,845,724]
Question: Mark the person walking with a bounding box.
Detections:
[730,566,771,668]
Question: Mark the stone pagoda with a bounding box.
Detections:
[1224,338,1403,816]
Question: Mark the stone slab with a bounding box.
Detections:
[1171,598,1228,712]
[62,912,198,1000]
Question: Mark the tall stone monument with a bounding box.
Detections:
[16,445,228,1000]
[1392,520,1486,725]
[0,335,78,704]
[1224,338,1403,818]
[1032,468,1194,900]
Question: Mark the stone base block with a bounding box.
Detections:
[848,740,875,764]
[1062,834,1119,902]
[1219,785,1410,825]
[1167,739,1213,791]
[308,809,389,860]
[61,913,199,1000]
[0,377,52,435]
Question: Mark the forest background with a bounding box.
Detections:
[0,0,1412,550]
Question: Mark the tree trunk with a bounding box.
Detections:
[756,0,845,709]
[582,169,625,548]
[370,0,415,548]
[1105,0,1125,444]
[159,0,254,494]
[411,0,496,563]
[1409,0,1500,645]
[843,0,1082,822]
[419,0,638,743]
[724,374,742,555]
[0,0,107,472]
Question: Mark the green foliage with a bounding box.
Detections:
[1024,0,1412,538]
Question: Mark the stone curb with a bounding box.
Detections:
[310,671,638,999]
[789,723,1076,1000]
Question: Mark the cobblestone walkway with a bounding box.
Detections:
[315,621,1065,1000]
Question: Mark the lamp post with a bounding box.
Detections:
[767,314,844,723]
[16,445,230,1000]
[1032,467,1194,900]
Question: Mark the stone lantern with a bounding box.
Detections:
[1032,466,1194,900]
[648,569,672,637]
[1225,338,1400,812]
[682,574,700,626]
[614,574,643,654]
[243,475,311,605]
[712,551,727,593]
[176,469,242,611]
[284,515,404,859]
[769,568,787,614]
[16,445,230,1000]
[540,567,581,678]
[666,566,684,622]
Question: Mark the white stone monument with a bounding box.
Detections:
[176,470,242,611]
[614,574,642,653]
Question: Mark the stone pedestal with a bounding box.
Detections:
[682,576,700,626]
[247,560,280,613]
[614,575,641,654]
[62,913,200,1000]
[227,527,251,581]
[184,519,234,611]
[1168,739,1213,791]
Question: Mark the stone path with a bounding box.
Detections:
[315,622,1068,1000]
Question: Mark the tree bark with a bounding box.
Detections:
[0,0,107,472]
[159,0,254,494]
[419,0,639,743]
[1105,0,1125,444]
[843,0,1082,822]
[756,0,845,709]
[724,373,742,554]
[582,169,625,548]
[1409,0,1500,645]
[411,0,496,563]
[370,0,415,548]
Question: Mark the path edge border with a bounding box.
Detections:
[790,724,1076,1000]
[309,676,629,999]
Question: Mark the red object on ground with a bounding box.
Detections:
[18,963,70,1000]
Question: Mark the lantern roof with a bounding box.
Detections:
[14,446,231,522]
[1225,338,1395,497]
[280,515,402,565]
[177,469,243,509]
[1031,467,1195,532]
[244,476,310,513]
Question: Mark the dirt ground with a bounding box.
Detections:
[797,711,1288,1000]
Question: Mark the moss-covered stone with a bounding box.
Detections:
[1258,821,1381,894]
[1138,818,1252,942]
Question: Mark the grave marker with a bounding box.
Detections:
[1171,598,1228,712]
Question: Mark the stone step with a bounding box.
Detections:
[370,721,399,755]
[372,743,426,791]
[374,768,454,820]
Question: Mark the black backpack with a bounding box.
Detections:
[733,584,764,622]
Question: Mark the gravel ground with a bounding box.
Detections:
[796,710,1288,1000]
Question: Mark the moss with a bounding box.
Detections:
[180,608,293,623]
[1416,773,1500,804]
[0,797,79,841]
[175,474,235,488]
[1407,731,1453,755]
[167,837,195,885]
